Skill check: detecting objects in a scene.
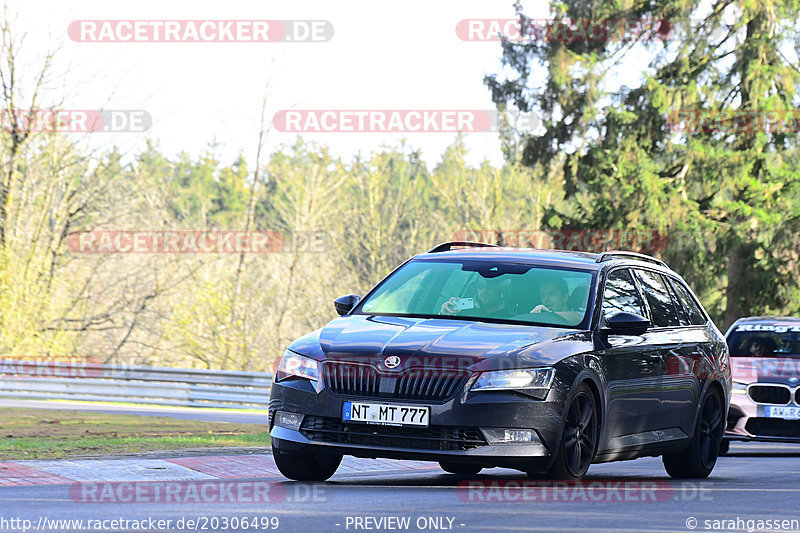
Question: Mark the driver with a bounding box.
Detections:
[530,278,583,323]
[440,277,513,318]
[748,337,777,356]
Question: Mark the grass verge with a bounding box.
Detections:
[0,408,269,460]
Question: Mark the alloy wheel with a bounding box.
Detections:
[562,389,597,477]
[698,392,723,469]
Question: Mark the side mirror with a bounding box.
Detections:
[603,312,650,336]
[334,294,361,316]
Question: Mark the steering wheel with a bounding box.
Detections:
[531,309,569,325]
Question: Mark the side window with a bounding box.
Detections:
[601,269,645,322]
[668,278,707,326]
[635,269,682,327]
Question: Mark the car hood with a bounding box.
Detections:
[730,356,800,386]
[288,315,593,372]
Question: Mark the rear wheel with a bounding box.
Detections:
[539,383,598,480]
[663,387,724,478]
[273,448,342,481]
[438,462,483,475]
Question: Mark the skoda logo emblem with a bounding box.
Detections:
[384,356,401,369]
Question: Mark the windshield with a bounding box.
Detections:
[727,323,800,357]
[356,260,594,327]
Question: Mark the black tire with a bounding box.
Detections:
[718,439,730,456]
[438,462,483,475]
[663,387,724,478]
[273,448,342,481]
[541,383,598,480]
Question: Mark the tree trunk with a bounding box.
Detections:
[723,245,747,331]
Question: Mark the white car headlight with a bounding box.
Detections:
[275,350,320,382]
[732,381,748,395]
[471,367,555,399]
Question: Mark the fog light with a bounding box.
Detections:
[481,428,539,444]
[275,411,304,431]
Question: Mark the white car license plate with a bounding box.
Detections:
[765,405,800,420]
[342,401,429,427]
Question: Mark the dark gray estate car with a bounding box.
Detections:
[269,243,731,481]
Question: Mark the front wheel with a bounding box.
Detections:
[273,448,342,481]
[663,387,724,478]
[539,383,598,480]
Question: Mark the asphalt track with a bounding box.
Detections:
[1,441,799,533]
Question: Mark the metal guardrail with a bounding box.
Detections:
[0,359,272,409]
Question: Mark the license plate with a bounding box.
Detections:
[764,405,800,420]
[342,401,430,427]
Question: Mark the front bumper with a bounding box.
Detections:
[725,389,800,443]
[268,376,567,471]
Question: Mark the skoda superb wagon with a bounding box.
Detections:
[269,243,731,480]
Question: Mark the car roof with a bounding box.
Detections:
[412,246,674,273]
[725,316,800,338]
[731,316,800,325]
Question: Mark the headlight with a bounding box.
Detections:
[275,350,320,382]
[471,367,555,399]
[732,381,748,395]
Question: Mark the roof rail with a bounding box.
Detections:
[427,241,499,253]
[596,250,667,268]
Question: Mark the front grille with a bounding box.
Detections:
[323,362,469,401]
[324,362,380,396]
[394,369,468,400]
[745,417,800,438]
[748,385,791,405]
[796,389,800,405]
[300,415,486,451]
